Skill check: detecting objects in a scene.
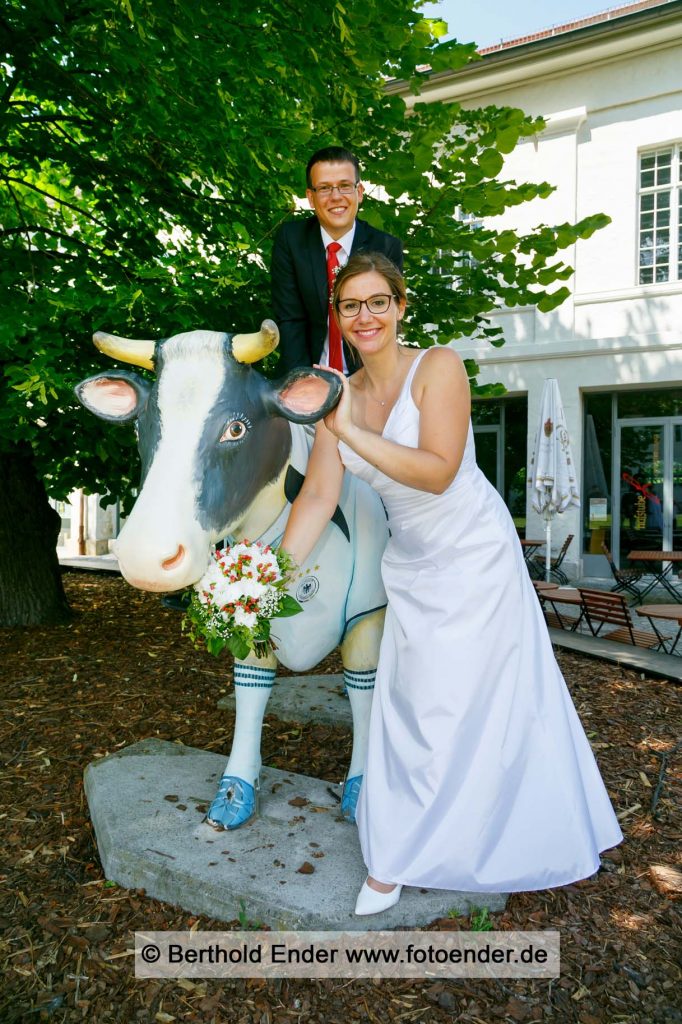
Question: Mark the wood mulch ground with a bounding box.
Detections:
[0,573,680,1024]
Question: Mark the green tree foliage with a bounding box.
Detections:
[1,0,607,622]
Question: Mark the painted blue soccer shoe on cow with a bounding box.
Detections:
[341,774,362,823]
[206,774,260,830]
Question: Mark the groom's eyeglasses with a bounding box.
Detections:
[309,182,359,197]
[336,294,397,317]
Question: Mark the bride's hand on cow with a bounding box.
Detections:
[315,366,353,440]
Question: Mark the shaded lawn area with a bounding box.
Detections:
[0,573,680,1023]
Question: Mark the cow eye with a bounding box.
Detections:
[220,419,248,443]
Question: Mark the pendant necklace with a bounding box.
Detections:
[367,379,400,406]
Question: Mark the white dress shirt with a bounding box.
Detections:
[320,223,356,373]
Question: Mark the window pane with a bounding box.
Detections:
[472,397,528,534]
[638,148,678,287]
[618,388,682,417]
[582,395,613,556]
[618,424,665,563]
[504,398,528,527]
[475,431,498,488]
[471,402,500,426]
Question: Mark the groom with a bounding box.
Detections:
[271,146,403,375]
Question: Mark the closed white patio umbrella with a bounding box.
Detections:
[529,379,581,582]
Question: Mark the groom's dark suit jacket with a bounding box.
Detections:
[271,216,404,374]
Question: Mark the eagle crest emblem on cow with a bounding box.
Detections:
[76,321,388,829]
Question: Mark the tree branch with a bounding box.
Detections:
[0,74,19,119]
[11,114,94,127]
[3,175,108,228]
[5,181,37,284]
[0,225,97,251]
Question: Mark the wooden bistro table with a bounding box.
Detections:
[539,587,585,632]
[627,550,682,601]
[532,580,559,604]
[635,605,682,655]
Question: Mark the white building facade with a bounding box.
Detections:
[392,0,682,579]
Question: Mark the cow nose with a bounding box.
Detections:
[161,545,186,571]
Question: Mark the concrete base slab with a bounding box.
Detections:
[85,739,506,930]
[217,674,351,727]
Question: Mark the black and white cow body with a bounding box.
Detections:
[76,321,387,828]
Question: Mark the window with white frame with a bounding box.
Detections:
[638,145,682,285]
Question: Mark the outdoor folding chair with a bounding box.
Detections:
[578,587,669,650]
[601,542,645,603]
[532,533,574,585]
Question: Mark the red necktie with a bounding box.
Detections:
[326,241,343,371]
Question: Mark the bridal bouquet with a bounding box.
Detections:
[183,541,302,660]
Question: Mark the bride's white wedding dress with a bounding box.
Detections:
[338,350,622,892]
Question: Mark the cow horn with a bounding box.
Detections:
[93,331,156,370]
[231,319,280,364]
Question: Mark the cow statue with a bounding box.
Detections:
[76,321,388,830]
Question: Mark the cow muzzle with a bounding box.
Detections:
[113,522,212,593]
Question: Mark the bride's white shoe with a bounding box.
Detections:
[354,879,402,916]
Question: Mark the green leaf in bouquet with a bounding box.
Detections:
[256,620,271,642]
[227,633,252,661]
[275,594,304,618]
[206,635,228,657]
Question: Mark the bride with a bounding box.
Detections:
[281,252,622,916]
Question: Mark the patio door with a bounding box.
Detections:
[614,417,682,565]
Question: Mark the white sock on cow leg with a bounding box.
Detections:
[344,669,375,779]
[223,663,275,783]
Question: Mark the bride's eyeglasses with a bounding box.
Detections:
[336,294,398,318]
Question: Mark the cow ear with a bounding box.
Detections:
[75,372,151,422]
[267,368,342,424]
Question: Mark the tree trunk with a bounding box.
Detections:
[0,444,72,625]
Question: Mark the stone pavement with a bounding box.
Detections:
[548,627,682,681]
[541,578,682,682]
[59,551,120,573]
